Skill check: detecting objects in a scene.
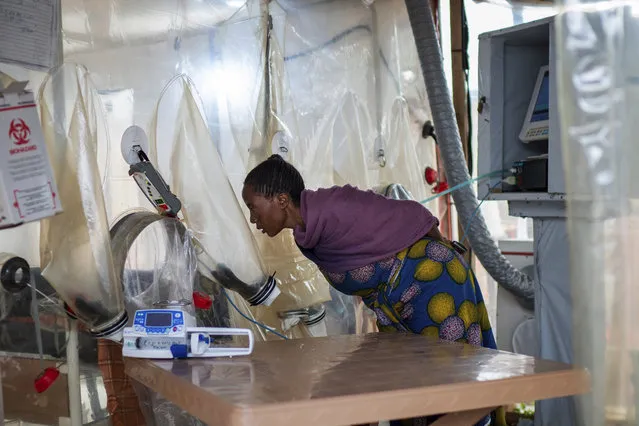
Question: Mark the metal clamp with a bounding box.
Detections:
[451,240,468,255]
[377,148,387,168]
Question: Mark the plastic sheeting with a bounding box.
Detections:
[58,0,441,328]
[556,3,639,425]
[378,97,432,204]
[228,6,336,316]
[148,76,269,295]
[205,0,442,339]
[110,210,197,317]
[0,0,446,422]
[0,266,109,424]
[4,0,439,316]
[207,0,440,191]
[470,0,557,8]
[149,76,320,342]
[62,0,250,56]
[375,0,437,205]
[37,64,127,335]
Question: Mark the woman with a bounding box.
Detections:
[241,154,504,426]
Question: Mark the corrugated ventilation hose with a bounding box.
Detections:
[403,0,535,303]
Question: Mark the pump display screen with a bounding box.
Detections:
[145,312,172,327]
[531,71,550,122]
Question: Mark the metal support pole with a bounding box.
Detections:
[67,319,82,426]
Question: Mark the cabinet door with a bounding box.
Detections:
[547,22,565,194]
[477,37,504,198]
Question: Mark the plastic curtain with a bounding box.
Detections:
[557,2,639,424]
[37,64,126,334]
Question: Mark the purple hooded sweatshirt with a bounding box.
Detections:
[293,185,439,273]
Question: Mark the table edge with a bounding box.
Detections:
[227,368,590,425]
[127,355,590,426]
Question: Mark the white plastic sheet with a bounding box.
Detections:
[149,76,267,289]
[38,64,126,334]
[206,0,443,335]
[557,2,639,425]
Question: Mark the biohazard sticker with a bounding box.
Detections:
[0,87,61,228]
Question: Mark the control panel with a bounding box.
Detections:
[132,309,194,335]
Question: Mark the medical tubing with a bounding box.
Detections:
[222,288,289,340]
[460,180,505,245]
[419,169,506,205]
[404,0,534,302]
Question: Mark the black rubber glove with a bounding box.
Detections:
[211,264,278,306]
[211,264,246,290]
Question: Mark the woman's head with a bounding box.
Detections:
[242,154,305,237]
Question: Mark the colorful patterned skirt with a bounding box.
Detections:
[322,236,504,426]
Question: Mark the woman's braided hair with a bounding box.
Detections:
[243,154,305,206]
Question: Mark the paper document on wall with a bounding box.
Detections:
[0,0,61,71]
[0,80,62,228]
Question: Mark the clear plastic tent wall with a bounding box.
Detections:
[38,64,127,334]
[556,1,639,424]
[61,0,441,339]
[110,209,198,317]
[0,0,452,423]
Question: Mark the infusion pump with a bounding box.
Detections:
[122,307,254,359]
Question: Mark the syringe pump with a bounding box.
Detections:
[122,301,254,359]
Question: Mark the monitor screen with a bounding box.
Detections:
[145,312,172,327]
[531,71,550,122]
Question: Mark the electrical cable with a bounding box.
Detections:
[419,169,506,205]
[221,288,289,340]
[459,179,505,245]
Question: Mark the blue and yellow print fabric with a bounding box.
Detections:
[322,236,497,350]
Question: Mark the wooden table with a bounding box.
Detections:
[125,333,590,426]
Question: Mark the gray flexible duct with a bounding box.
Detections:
[403,0,535,302]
